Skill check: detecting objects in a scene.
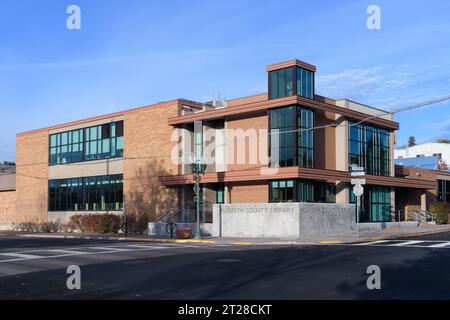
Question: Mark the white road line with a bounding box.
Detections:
[0,253,42,259]
[88,246,132,252]
[428,242,450,248]
[45,249,88,255]
[354,240,391,246]
[389,240,425,247]
[122,245,168,249]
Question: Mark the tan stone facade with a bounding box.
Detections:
[16,131,49,223]
[0,190,16,225]
[123,102,182,221]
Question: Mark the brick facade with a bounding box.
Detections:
[0,190,16,225]
[16,131,49,223]
[123,103,181,221]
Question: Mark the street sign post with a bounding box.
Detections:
[350,166,365,238]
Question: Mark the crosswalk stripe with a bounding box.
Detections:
[388,240,425,247]
[428,242,450,248]
[354,240,391,246]
[122,245,167,249]
[89,246,132,252]
[45,249,88,255]
[0,253,42,259]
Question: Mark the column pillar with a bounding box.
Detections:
[420,190,427,212]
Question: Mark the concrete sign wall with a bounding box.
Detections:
[212,203,356,238]
[212,203,300,238]
[297,203,355,238]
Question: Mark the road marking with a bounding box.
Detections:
[354,240,391,246]
[388,241,425,247]
[88,246,132,252]
[428,242,450,248]
[122,245,168,249]
[0,253,42,259]
[45,249,88,255]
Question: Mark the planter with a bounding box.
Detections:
[176,227,192,239]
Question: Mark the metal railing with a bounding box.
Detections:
[396,210,436,224]
[157,205,200,224]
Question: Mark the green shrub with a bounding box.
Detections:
[429,202,450,225]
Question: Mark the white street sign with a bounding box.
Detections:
[353,184,364,197]
[351,171,365,177]
[351,179,366,185]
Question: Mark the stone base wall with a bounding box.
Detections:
[212,203,356,238]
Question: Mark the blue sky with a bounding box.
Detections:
[1,0,450,161]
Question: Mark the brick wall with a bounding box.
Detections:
[16,131,49,223]
[0,190,16,225]
[124,103,181,221]
[315,110,336,170]
[227,112,268,172]
[229,182,268,203]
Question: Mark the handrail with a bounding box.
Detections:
[396,209,436,224]
[156,205,197,223]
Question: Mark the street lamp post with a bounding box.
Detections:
[190,156,207,240]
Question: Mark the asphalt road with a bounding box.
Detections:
[1,232,450,299]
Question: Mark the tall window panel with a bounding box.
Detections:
[49,121,124,165]
[269,106,314,168]
[297,107,314,167]
[438,180,450,202]
[48,175,124,212]
[269,67,294,100]
[348,122,391,176]
[296,67,314,99]
[351,185,391,222]
[269,106,295,167]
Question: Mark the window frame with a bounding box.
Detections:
[48,121,124,166]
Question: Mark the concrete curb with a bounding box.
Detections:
[17,234,111,240]
[110,237,217,245]
[364,228,450,242]
[6,226,450,246]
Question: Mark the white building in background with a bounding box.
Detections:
[395,143,450,167]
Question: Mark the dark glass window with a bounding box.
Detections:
[438,180,450,202]
[216,184,225,204]
[268,67,295,100]
[269,67,314,100]
[49,121,124,165]
[269,180,336,203]
[48,175,123,212]
[297,107,314,167]
[296,67,314,99]
[348,121,391,176]
[297,180,315,202]
[270,180,295,202]
[269,106,314,168]
[350,185,391,222]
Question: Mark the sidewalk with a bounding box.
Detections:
[2,224,450,246]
